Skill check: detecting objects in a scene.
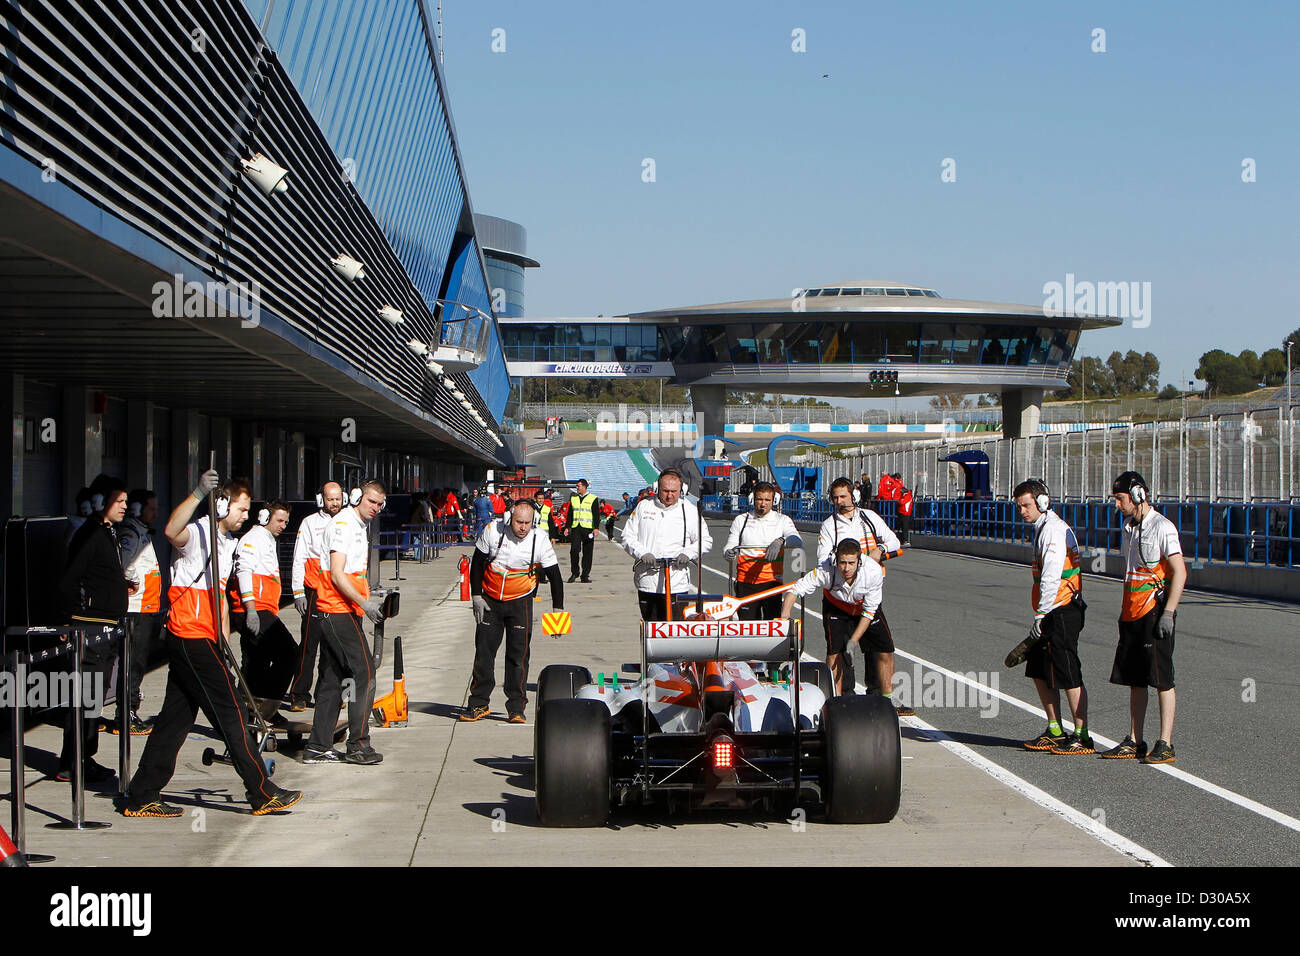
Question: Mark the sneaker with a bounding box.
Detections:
[1098,736,1148,759]
[459,704,491,722]
[567,573,579,583]
[56,761,117,785]
[1023,728,1069,752]
[1142,739,1176,764]
[1050,733,1096,755]
[123,800,183,818]
[301,747,343,765]
[251,788,303,815]
[894,701,916,717]
[581,577,591,583]
[343,746,383,766]
[107,712,152,736]
[286,697,311,713]
[507,712,526,724]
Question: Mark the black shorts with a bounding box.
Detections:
[735,580,784,621]
[1111,609,1175,690]
[822,597,894,655]
[1024,601,1084,689]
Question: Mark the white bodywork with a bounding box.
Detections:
[576,661,825,733]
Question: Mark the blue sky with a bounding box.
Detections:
[436,1,1300,400]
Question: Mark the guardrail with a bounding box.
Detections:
[701,496,1300,570]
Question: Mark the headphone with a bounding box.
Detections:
[1027,478,1051,513]
[91,492,105,512]
[129,501,143,518]
[215,494,230,519]
[315,491,324,508]
[77,499,93,517]
[1113,471,1149,505]
[257,507,271,526]
[350,480,387,511]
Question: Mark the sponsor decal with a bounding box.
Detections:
[645,619,792,639]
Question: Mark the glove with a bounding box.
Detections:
[192,469,220,500]
[1157,611,1175,639]
[472,594,489,624]
[633,554,655,576]
[360,596,384,624]
[1028,617,1043,640]
[723,547,740,560]
[765,539,784,561]
[589,530,596,540]
[672,551,693,570]
[243,604,261,636]
[294,595,308,617]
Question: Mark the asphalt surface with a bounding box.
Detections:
[696,517,1300,867]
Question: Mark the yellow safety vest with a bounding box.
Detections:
[569,494,596,529]
[538,504,552,525]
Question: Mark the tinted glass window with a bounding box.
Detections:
[918,323,953,363]
[725,324,758,363]
[786,323,821,362]
[848,322,885,362]
[753,323,786,363]
[881,324,919,362]
[821,322,851,362]
[952,324,983,363]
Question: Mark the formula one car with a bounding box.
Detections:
[533,613,901,827]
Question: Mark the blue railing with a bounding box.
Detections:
[702,496,1299,570]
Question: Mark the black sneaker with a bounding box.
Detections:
[57,761,117,785]
[301,747,343,764]
[107,712,153,736]
[1142,739,1175,764]
[343,746,383,766]
[507,712,526,724]
[1023,728,1069,751]
[1050,733,1096,755]
[580,577,591,583]
[459,704,490,722]
[286,698,310,713]
[123,800,183,819]
[251,788,303,815]
[1099,736,1148,759]
[894,701,916,717]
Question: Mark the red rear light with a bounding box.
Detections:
[712,739,734,770]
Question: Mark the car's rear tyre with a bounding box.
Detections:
[535,698,610,827]
[535,664,593,708]
[822,694,901,824]
[801,662,835,700]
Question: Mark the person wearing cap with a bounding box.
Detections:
[1100,471,1186,765]
[563,479,602,583]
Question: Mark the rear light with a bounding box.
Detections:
[712,739,734,770]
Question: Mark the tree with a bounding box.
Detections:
[1157,384,1181,400]
[1259,348,1287,385]
[929,392,973,410]
[1195,350,1255,396]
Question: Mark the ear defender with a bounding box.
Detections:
[349,487,363,507]
[215,495,230,519]
[258,508,271,525]
[1032,479,1051,513]
[129,501,142,518]
[91,492,105,512]
[316,492,324,509]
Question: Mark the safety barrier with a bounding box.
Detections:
[703,496,1300,570]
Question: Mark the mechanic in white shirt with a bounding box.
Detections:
[459,500,565,723]
[723,481,802,620]
[287,480,343,711]
[232,500,295,699]
[303,480,388,766]
[116,489,163,735]
[780,538,883,696]
[621,468,713,622]
[812,477,912,715]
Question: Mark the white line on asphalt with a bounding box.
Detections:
[699,561,1300,837]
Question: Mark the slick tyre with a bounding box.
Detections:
[535,698,610,827]
[822,695,901,824]
[801,662,835,700]
[535,664,593,709]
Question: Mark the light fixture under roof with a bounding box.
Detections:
[379,305,403,325]
[240,152,289,195]
[330,253,365,281]
[406,338,427,356]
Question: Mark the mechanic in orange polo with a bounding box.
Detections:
[301,480,388,766]
[125,471,300,818]
[459,499,565,723]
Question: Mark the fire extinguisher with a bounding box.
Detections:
[459,555,471,601]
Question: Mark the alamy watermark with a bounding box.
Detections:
[891,663,999,717]
[0,669,107,710]
[152,273,261,328]
[1042,273,1151,328]
[596,404,705,451]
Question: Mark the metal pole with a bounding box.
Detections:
[117,619,131,796]
[47,627,110,830]
[9,651,23,850]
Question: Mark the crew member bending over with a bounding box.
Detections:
[779,539,883,696]
[459,500,564,723]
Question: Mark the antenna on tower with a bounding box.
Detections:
[437,0,444,64]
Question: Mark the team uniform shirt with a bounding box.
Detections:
[1030,510,1082,617]
[791,561,884,619]
[1120,509,1182,622]
[621,496,713,594]
[119,516,161,614]
[475,518,560,602]
[234,523,283,613]
[291,509,330,597]
[816,508,902,568]
[167,521,237,640]
[316,506,370,616]
[724,510,800,585]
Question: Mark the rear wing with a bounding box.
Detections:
[640,618,802,664]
